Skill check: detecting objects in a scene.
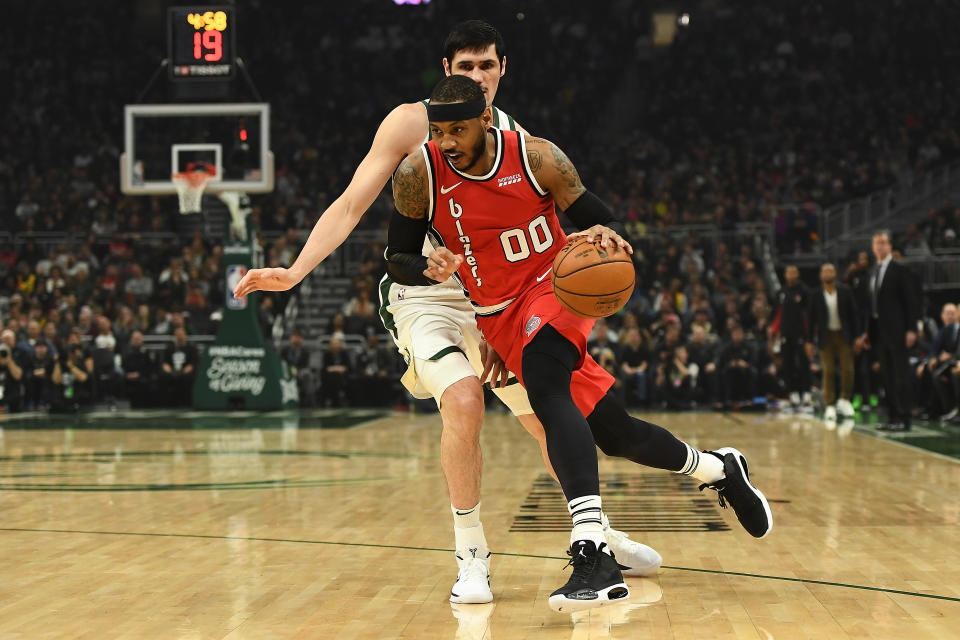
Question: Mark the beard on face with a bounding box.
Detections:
[458,128,488,172]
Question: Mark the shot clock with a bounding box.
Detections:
[168,6,236,79]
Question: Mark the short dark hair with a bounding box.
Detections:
[443,19,505,65]
[430,74,484,105]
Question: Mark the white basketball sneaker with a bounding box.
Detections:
[836,398,855,419]
[601,514,662,577]
[824,405,837,423]
[450,547,493,604]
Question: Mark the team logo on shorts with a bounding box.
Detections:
[525,315,542,337]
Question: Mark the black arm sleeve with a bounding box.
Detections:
[385,211,440,286]
[562,190,627,238]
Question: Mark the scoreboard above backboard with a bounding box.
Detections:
[168,6,236,80]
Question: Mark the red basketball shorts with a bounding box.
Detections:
[477,280,614,416]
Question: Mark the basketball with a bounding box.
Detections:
[551,237,635,318]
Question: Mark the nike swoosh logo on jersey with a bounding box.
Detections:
[440,181,463,194]
[535,267,553,282]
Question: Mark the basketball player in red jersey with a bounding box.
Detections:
[232,21,661,604]
[387,75,773,612]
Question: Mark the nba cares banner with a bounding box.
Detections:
[193,244,298,410]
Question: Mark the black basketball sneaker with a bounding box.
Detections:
[699,447,773,538]
[548,540,630,613]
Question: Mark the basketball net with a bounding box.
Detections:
[172,162,215,214]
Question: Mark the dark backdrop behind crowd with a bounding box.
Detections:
[3,0,957,237]
[1,0,959,411]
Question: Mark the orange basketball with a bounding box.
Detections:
[551,237,635,318]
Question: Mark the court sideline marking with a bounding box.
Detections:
[1,526,957,604]
[851,424,960,465]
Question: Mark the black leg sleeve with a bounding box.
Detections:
[586,391,689,472]
[522,325,600,501]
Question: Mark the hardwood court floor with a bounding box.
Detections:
[0,408,958,639]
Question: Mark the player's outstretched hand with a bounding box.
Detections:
[480,339,510,389]
[424,247,463,282]
[567,224,633,254]
[233,267,300,299]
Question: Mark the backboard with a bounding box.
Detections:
[120,103,273,195]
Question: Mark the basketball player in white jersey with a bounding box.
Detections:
[232,20,660,603]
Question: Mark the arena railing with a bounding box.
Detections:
[819,161,960,251]
[10,231,182,252]
[901,255,960,291]
[74,333,215,354]
[134,334,215,354]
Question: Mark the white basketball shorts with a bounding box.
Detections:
[379,279,533,416]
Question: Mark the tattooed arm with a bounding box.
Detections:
[524,135,632,252]
[392,151,430,221]
[524,136,585,210]
[386,153,463,285]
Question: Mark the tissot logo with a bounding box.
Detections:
[497,173,522,187]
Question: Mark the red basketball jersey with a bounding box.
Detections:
[424,129,567,314]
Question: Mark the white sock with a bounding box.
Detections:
[452,502,487,552]
[677,442,725,484]
[452,502,481,528]
[568,495,607,549]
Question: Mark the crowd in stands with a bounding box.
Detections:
[0,230,226,412]
[2,1,959,414]
[583,224,960,415]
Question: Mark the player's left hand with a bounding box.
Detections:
[567,225,633,254]
[233,267,300,299]
[479,339,510,389]
[424,247,463,282]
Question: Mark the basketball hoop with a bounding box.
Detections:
[172,162,215,214]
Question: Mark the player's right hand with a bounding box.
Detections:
[233,267,300,299]
[424,247,463,282]
[480,339,510,389]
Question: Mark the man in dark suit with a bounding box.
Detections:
[718,324,756,407]
[321,336,351,407]
[121,330,154,408]
[921,303,960,420]
[858,230,920,431]
[161,327,198,408]
[773,265,811,409]
[281,330,315,406]
[806,263,859,421]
